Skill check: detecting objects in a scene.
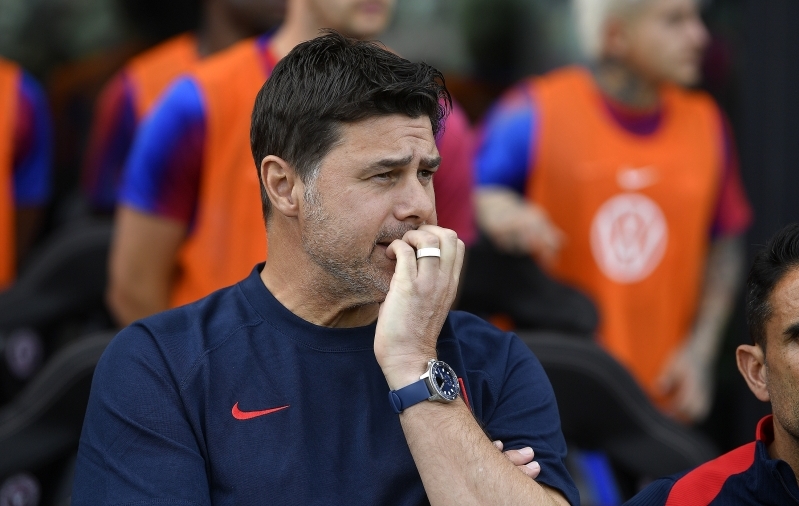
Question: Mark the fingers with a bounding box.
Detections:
[401,225,463,282]
[656,353,680,396]
[494,441,540,479]
[504,446,534,466]
[386,238,417,283]
[671,376,711,423]
[520,461,541,479]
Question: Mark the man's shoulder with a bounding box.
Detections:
[109,283,263,382]
[662,83,721,123]
[191,36,261,87]
[530,65,591,94]
[127,32,197,72]
[625,441,758,505]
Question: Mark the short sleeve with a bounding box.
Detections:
[12,71,52,207]
[119,77,206,224]
[81,72,138,212]
[710,112,752,238]
[474,84,538,194]
[434,101,477,246]
[484,336,580,505]
[72,324,211,505]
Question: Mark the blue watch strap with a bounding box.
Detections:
[388,379,431,414]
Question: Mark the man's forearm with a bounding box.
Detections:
[400,399,568,506]
[689,235,746,361]
[475,187,527,239]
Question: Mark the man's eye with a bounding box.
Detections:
[418,170,434,181]
[373,172,393,181]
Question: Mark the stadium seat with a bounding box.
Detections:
[0,331,113,479]
[0,219,113,331]
[519,332,718,480]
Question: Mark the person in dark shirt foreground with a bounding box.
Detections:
[626,223,799,505]
[72,32,578,505]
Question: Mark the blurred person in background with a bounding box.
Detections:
[474,0,751,422]
[107,0,475,326]
[81,0,285,213]
[0,57,52,291]
[625,223,799,504]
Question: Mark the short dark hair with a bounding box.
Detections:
[250,30,451,221]
[746,223,799,348]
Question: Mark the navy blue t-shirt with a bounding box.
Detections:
[73,265,578,505]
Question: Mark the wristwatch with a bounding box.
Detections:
[388,359,460,414]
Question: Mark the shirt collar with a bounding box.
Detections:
[755,415,799,502]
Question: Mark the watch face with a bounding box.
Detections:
[431,361,460,401]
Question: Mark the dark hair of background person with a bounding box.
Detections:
[746,222,799,350]
[118,0,202,42]
[250,30,451,222]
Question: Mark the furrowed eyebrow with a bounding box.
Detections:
[782,320,799,339]
[362,154,441,174]
[420,156,442,169]
[367,154,414,172]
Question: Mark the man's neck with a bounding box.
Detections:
[592,59,661,111]
[769,420,799,488]
[196,1,258,57]
[260,243,380,329]
[269,1,326,60]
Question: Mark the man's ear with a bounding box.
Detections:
[261,155,300,218]
[602,17,630,60]
[736,344,770,403]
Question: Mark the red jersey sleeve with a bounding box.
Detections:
[711,112,752,238]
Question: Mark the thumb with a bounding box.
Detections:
[656,355,679,395]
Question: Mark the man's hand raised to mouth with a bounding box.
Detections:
[373,224,569,506]
[374,224,464,390]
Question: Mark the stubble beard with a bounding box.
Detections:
[765,362,799,448]
[301,187,411,305]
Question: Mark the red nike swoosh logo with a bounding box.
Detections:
[231,402,290,420]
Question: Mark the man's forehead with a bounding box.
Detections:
[767,268,799,336]
[337,115,438,158]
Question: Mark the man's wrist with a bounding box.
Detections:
[381,355,435,391]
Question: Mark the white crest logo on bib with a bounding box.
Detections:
[590,193,668,284]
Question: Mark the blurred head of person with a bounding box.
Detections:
[289,0,396,41]
[219,0,287,35]
[574,0,709,87]
[739,223,799,462]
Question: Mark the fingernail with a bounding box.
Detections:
[519,447,533,457]
[526,461,540,471]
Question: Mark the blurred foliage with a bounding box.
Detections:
[0,0,132,77]
[462,0,580,84]
[0,0,199,77]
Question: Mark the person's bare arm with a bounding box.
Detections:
[658,234,746,422]
[15,206,44,269]
[475,187,563,265]
[402,400,568,505]
[107,206,186,326]
[376,225,569,505]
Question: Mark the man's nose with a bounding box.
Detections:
[689,16,710,51]
[394,174,436,225]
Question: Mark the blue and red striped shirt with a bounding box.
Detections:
[12,70,52,208]
[625,416,799,505]
[474,82,751,238]
[119,32,476,243]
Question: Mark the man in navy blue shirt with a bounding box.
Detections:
[626,223,799,505]
[72,32,578,505]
